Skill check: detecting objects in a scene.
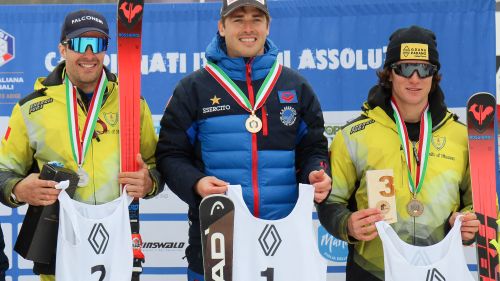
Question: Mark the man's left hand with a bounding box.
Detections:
[308,169,332,203]
[449,211,480,242]
[119,153,153,198]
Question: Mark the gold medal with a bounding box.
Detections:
[407,198,424,217]
[77,167,89,187]
[245,114,262,133]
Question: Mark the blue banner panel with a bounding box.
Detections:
[0,0,495,116]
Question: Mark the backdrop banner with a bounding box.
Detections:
[0,0,494,280]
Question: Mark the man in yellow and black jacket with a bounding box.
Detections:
[0,9,163,280]
[317,25,479,280]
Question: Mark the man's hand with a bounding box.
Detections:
[308,169,332,202]
[449,212,480,242]
[195,176,228,198]
[347,208,384,241]
[119,154,154,198]
[13,173,60,206]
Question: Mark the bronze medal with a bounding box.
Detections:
[245,114,262,133]
[406,198,424,217]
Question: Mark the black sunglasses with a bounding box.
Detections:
[391,63,437,79]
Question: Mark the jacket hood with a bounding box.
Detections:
[205,32,279,81]
[364,84,449,127]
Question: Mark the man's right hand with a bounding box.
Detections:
[347,208,384,241]
[195,176,229,198]
[13,173,60,206]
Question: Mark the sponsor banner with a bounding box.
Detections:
[317,225,348,263]
[0,0,495,116]
[141,221,188,268]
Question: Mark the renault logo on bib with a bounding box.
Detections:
[88,223,110,255]
[426,268,446,281]
[258,224,282,256]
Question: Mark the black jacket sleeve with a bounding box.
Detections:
[0,225,8,278]
[295,76,330,190]
[155,76,206,208]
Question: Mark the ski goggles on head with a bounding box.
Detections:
[390,63,437,79]
[63,37,108,54]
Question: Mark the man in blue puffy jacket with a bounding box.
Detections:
[155,0,331,279]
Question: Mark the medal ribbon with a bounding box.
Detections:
[391,98,432,195]
[65,70,107,167]
[205,59,282,113]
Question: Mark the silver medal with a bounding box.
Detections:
[77,167,89,187]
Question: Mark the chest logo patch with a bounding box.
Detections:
[431,136,446,150]
[280,106,297,126]
[278,90,298,103]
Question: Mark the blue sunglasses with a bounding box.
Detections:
[63,37,108,54]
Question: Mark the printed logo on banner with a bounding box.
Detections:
[142,241,185,250]
[0,29,15,67]
[318,225,348,262]
[323,124,342,146]
[278,90,298,104]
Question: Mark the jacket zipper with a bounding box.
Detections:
[246,60,260,217]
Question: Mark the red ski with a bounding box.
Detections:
[467,92,499,281]
[117,0,144,280]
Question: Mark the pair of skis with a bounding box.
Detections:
[467,92,499,281]
[117,0,144,280]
